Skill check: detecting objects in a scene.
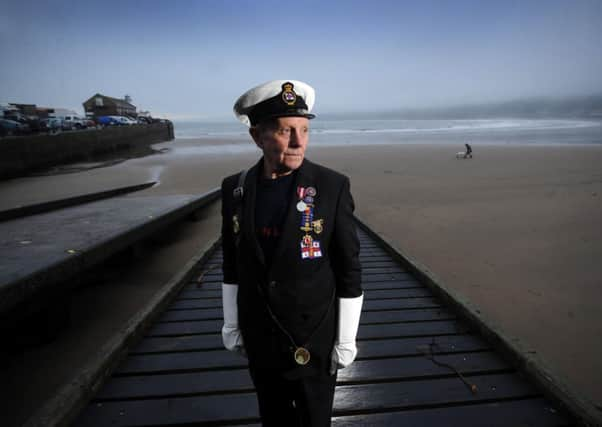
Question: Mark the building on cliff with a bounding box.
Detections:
[83,94,136,118]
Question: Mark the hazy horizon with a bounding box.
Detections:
[1,0,601,119]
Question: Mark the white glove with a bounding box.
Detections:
[221,283,246,357]
[330,293,364,374]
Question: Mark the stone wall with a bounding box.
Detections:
[0,123,174,179]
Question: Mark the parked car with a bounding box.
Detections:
[40,118,63,133]
[3,112,27,123]
[0,118,30,136]
[112,116,136,125]
[61,115,88,130]
[96,116,121,126]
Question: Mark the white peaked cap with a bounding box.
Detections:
[233,79,316,127]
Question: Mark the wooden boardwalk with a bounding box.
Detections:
[73,227,576,426]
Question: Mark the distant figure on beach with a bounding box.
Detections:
[220,80,363,426]
[465,143,473,158]
[455,143,473,159]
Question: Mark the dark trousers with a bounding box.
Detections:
[250,369,337,427]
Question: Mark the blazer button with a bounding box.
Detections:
[269,280,277,288]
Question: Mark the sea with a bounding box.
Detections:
[172,117,602,153]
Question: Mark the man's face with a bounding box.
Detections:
[251,116,310,177]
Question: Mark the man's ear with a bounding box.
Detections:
[249,127,263,149]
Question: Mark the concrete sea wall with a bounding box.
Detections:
[0,123,174,179]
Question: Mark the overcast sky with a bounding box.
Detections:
[1,0,601,119]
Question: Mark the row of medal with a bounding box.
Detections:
[297,186,323,259]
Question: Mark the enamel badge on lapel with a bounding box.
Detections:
[232,214,240,234]
[311,219,323,234]
[297,186,323,259]
[300,238,322,259]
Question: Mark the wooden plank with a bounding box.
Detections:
[177,289,222,298]
[358,320,469,339]
[178,287,432,302]
[75,392,260,427]
[130,336,227,355]
[358,256,393,262]
[169,298,221,309]
[187,279,422,292]
[158,305,451,324]
[128,333,489,362]
[103,368,254,398]
[360,307,456,324]
[333,373,542,414]
[145,319,467,339]
[175,286,432,300]
[120,349,248,373]
[338,351,511,382]
[331,398,569,427]
[187,282,221,291]
[363,297,440,310]
[166,307,224,320]
[361,266,406,274]
[360,251,389,257]
[364,288,433,299]
[200,273,223,280]
[156,320,224,334]
[100,352,509,400]
[75,391,260,426]
[362,272,415,282]
[362,280,421,290]
[194,278,222,285]
[139,331,222,347]
[74,373,544,427]
[166,296,440,311]
[358,248,386,252]
[157,311,223,322]
[359,260,402,268]
[357,334,491,358]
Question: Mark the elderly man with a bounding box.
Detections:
[220,80,363,427]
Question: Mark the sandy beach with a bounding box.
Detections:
[1,138,601,415]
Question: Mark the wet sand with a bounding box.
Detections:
[1,138,601,414]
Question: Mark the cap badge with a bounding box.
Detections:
[281,82,297,106]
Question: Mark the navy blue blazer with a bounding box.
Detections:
[221,158,362,378]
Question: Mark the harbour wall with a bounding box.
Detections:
[0,123,174,179]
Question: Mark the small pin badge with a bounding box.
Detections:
[232,215,240,234]
[300,235,322,259]
[312,219,324,234]
[302,235,313,246]
[296,201,307,212]
[306,187,317,197]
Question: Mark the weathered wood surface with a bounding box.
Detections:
[74,228,574,426]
